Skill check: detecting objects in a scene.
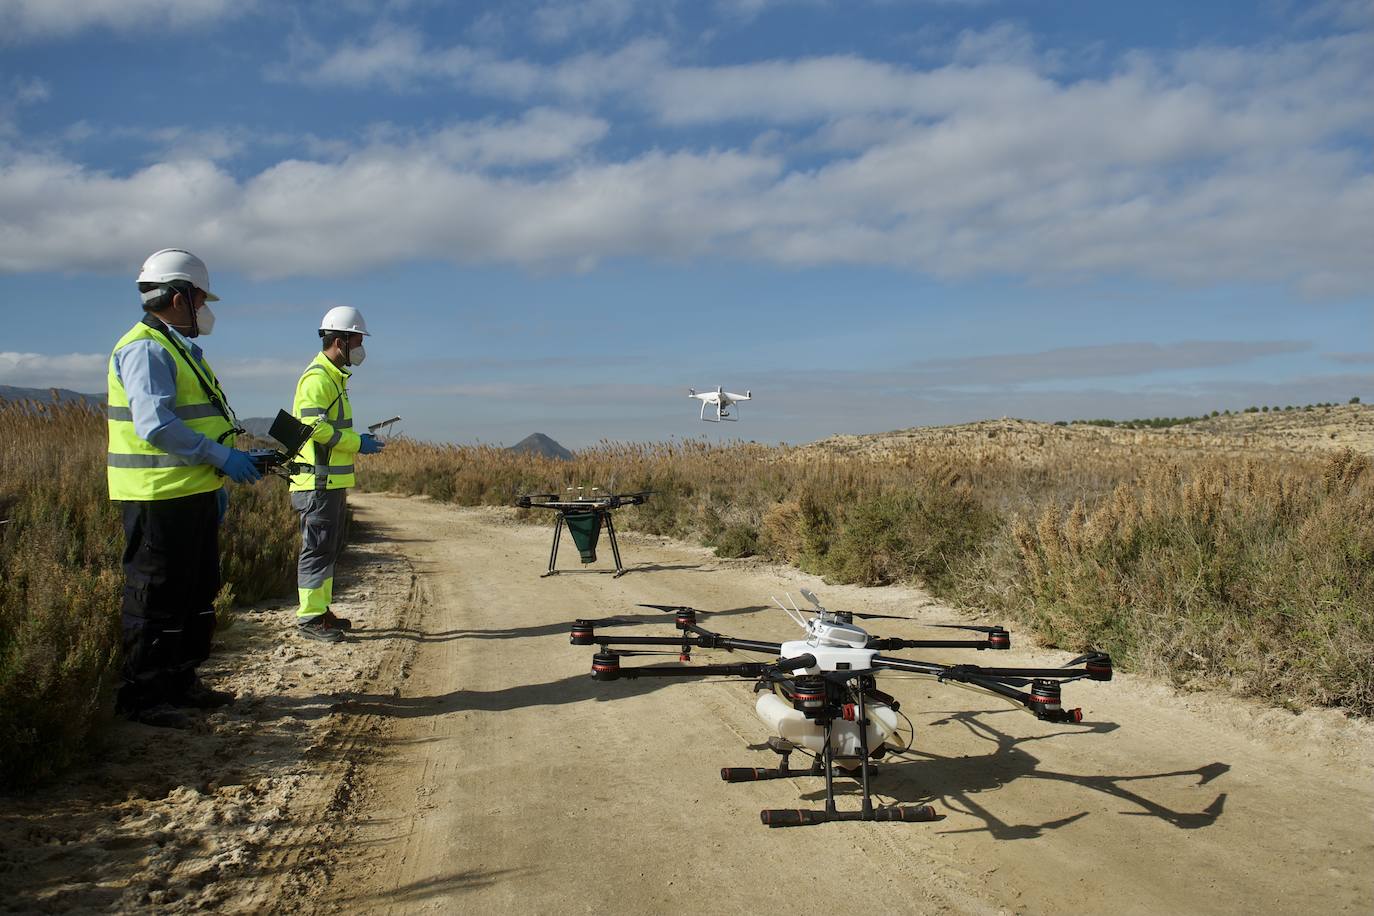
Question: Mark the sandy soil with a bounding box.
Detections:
[336,495,1373,915]
[0,525,421,914]
[4,492,1372,914]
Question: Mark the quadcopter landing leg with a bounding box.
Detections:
[541,515,564,577]
[606,513,627,577]
[756,718,938,828]
[722,738,825,782]
[760,807,938,826]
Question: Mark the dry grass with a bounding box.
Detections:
[363,421,1374,717]
[0,398,300,786]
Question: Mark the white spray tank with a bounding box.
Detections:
[753,591,904,768]
[755,692,900,767]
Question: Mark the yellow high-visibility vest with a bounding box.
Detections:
[107,318,236,501]
[289,352,360,492]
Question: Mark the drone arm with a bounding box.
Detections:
[873,652,1112,722]
[573,625,783,657]
[607,662,773,680]
[868,637,1005,651]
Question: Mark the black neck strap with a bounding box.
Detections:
[140,314,242,441]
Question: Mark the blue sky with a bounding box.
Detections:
[1,0,1370,447]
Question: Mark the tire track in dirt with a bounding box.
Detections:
[233,555,429,914]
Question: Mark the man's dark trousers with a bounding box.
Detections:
[117,490,220,713]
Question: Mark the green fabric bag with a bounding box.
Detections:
[566,511,602,563]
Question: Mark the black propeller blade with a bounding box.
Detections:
[849,611,919,621]
[639,603,702,614]
[927,623,1008,634]
[846,614,1007,635]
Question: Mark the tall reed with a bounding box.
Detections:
[362,433,1373,716]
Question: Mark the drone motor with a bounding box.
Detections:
[1029,679,1082,723]
[591,651,621,681]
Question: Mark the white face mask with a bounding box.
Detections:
[193,303,216,337]
[348,342,366,366]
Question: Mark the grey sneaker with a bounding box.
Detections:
[298,614,345,643]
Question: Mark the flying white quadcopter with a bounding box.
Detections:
[689,386,752,422]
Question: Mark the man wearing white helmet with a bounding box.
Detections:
[289,305,385,642]
[107,248,263,728]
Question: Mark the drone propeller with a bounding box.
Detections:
[927,623,1010,634]
[638,603,702,614]
[848,611,919,621]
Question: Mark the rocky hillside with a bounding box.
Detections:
[802,404,1372,462]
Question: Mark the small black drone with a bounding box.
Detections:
[571,590,1112,828]
[516,489,650,577]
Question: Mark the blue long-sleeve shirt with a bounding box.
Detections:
[112,320,233,470]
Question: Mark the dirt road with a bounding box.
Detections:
[327,494,1372,915]
[4,492,1369,914]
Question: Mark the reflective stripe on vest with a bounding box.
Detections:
[107,321,235,501]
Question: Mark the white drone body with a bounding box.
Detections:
[689,385,752,422]
[755,591,900,767]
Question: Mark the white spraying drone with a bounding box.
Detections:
[689,385,752,422]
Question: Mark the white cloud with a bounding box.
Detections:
[0,351,107,390]
[430,109,608,166]
[0,0,243,41]
[532,0,636,43]
[12,76,49,104]
[4,21,1374,295]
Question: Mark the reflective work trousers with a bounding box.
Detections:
[292,489,348,619]
[118,491,220,712]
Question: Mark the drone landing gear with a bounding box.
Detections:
[722,737,824,783]
[541,511,628,578]
[725,715,938,828]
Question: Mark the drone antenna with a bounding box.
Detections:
[772,593,810,631]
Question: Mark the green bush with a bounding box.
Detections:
[711,523,760,558]
[0,400,301,786]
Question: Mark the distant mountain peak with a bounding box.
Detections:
[507,432,573,461]
[0,385,104,409]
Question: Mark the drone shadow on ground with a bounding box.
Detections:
[786,707,1227,838]
[541,562,708,576]
[347,605,770,644]
[276,666,724,720]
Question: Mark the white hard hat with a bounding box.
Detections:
[319,306,370,336]
[137,248,219,301]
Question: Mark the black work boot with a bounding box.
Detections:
[124,703,192,729]
[321,608,353,630]
[172,677,236,709]
[298,614,345,643]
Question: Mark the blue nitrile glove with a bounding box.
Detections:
[216,487,228,525]
[222,449,263,484]
[359,433,385,455]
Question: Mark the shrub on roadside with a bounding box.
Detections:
[360,430,1373,718]
[0,400,301,786]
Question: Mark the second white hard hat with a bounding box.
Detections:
[319,306,370,336]
[137,248,219,301]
